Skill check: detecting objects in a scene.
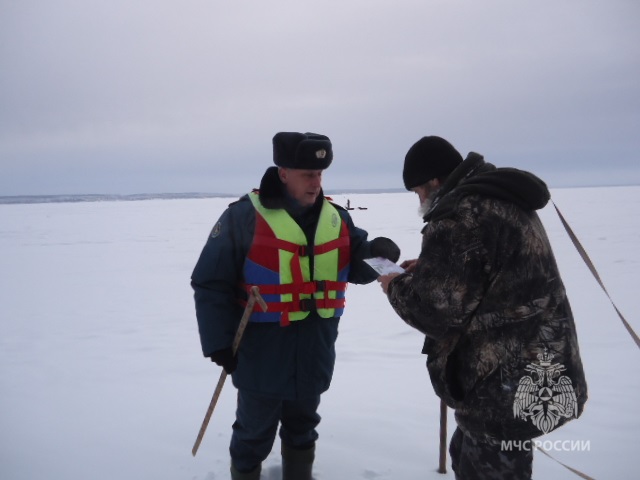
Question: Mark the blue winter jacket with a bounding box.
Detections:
[191,167,379,400]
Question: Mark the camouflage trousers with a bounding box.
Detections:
[449,427,533,480]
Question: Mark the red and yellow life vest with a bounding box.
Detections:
[241,191,351,326]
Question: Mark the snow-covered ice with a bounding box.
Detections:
[1,186,638,479]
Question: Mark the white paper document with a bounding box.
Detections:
[364,257,406,276]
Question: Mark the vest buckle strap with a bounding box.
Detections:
[299,298,314,312]
[314,280,347,292]
[298,245,308,257]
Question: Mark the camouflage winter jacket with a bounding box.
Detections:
[387,153,587,442]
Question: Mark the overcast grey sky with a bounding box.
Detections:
[1,0,639,196]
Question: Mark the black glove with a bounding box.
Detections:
[370,237,401,263]
[209,347,238,374]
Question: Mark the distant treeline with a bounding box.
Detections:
[0,193,236,205]
[0,189,406,205]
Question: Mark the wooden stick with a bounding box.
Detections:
[438,399,447,473]
[191,286,267,456]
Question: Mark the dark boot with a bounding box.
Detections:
[230,463,261,480]
[282,443,315,480]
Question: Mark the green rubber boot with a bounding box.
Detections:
[282,443,315,480]
[230,463,261,480]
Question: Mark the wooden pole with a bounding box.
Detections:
[191,286,267,456]
[438,399,447,473]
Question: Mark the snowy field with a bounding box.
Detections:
[1,186,638,480]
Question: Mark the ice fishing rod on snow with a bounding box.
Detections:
[192,286,267,456]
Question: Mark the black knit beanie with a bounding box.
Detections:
[402,136,463,190]
[273,132,333,170]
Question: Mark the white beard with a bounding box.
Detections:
[418,198,433,217]
[418,187,440,217]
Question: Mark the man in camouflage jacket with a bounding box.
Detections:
[378,136,587,480]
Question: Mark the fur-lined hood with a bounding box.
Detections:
[425,153,550,222]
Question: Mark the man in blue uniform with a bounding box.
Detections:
[191,132,400,480]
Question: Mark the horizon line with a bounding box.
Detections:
[1,183,639,205]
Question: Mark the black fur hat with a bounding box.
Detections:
[403,136,463,190]
[273,132,333,170]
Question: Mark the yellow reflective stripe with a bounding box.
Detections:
[313,200,342,317]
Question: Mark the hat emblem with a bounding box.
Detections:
[315,149,327,159]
